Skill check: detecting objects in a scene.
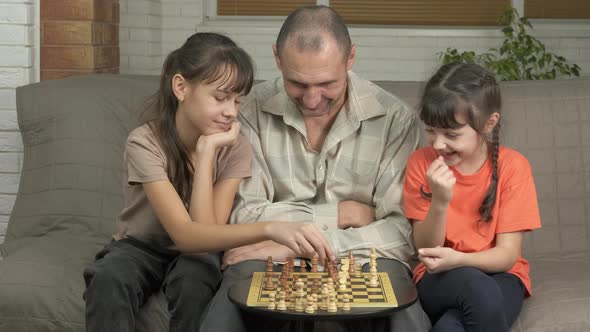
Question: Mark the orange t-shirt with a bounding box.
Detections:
[403,146,541,296]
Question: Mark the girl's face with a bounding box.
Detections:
[425,112,489,175]
[178,72,244,137]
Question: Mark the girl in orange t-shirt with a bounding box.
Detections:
[403,63,541,332]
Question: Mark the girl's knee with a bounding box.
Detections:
[461,275,504,321]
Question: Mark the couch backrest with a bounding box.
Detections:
[4,75,159,251]
[6,74,590,258]
[375,79,590,258]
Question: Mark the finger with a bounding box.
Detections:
[307,225,335,263]
[295,233,316,258]
[418,247,441,257]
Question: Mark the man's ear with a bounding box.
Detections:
[347,44,356,71]
[483,112,501,133]
[172,73,187,102]
[272,44,282,71]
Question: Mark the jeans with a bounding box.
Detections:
[417,266,525,332]
[83,238,222,332]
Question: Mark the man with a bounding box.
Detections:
[199,5,430,332]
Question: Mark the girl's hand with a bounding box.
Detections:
[196,122,241,155]
[265,222,335,265]
[425,156,456,204]
[418,246,464,273]
[222,240,295,269]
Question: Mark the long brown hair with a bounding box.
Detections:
[419,62,501,222]
[145,32,254,203]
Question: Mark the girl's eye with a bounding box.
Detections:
[215,96,225,101]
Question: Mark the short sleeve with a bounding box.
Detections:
[215,134,253,182]
[403,149,432,222]
[125,127,169,184]
[496,155,542,233]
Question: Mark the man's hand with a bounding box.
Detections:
[222,240,296,269]
[338,200,376,229]
[418,246,464,274]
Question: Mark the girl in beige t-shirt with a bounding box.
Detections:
[83,32,334,332]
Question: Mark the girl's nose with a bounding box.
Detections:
[432,136,446,150]
[224,103,238,118]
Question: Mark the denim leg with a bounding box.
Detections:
[199,260,266,332]
[83,239,170,332]
[163,253,222,332]
[418,267,514,332]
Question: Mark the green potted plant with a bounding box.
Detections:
[439,7,581,81]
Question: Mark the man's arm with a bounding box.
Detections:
[324,110,422,263]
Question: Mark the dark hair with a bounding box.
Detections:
[146,32,254,203]
[276,5,351,61]
[419,62,501,222]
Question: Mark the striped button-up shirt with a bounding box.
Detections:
[231,72,421,266]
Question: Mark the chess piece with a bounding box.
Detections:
[310,253,319,272]
[368,274,379,287]
[342,293,351,311]
[311,293,318,311]
[266,256,273,273]
[295,297,305,312]
[355,263,362,278]
[267,292,276,310]
[304,295,315,313]
[348,252,355,274]
[311,277,319,294]
[264,272,276,290]
[276,292,287,311]
[327,293,338,312]
[320,286,329,311]
[295,279,305,297]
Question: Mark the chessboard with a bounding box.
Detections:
[246,271,398,308]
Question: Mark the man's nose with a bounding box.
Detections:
[302,88,321,109]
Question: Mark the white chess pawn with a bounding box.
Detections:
[267,292,277,310]
[327,293,338,313]
[368,274,379,287]
[304,295,315,314]
[342,293,351,311]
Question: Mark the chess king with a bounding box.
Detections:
[199,5,431,332]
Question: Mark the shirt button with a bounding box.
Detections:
[319,164,324,170]
[322,224,328,231]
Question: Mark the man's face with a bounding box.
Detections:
[274,38,355,119]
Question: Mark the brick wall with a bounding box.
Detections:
[0,0,36,244]
[41,0,119,80]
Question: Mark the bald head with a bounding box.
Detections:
[275,5,352,61]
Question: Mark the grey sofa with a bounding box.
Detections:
[0,74,589,331]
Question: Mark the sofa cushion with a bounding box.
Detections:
[512,252,590,331]
[0,75,165,332]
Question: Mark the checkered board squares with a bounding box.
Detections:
[246,272,398,308]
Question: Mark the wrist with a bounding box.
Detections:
[430,198,450,211]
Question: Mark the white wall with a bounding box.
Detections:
[0,0,37,244]
[120,0,590,81]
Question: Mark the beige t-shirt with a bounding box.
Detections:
[114,123,252,248]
